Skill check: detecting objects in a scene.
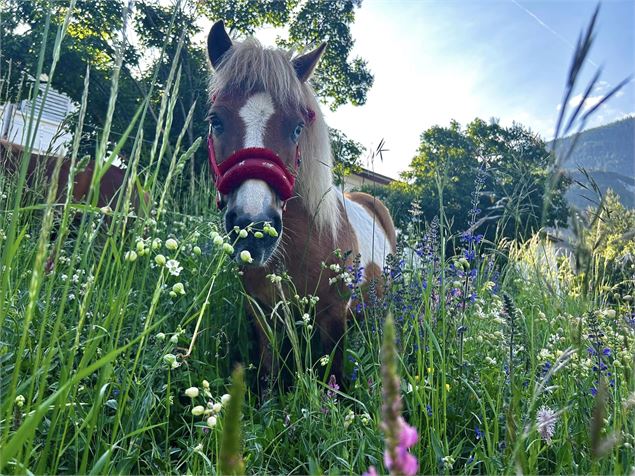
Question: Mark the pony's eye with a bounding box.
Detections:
[291,122,305,143]
[210,115,224,135]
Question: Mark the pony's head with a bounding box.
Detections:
[207,21,338,266]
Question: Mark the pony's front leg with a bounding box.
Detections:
[317,305,347,388]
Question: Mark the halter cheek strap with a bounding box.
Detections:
[207,94,315,210]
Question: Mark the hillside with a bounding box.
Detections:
[553,117,635,208]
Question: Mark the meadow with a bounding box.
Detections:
[1,5,634,476]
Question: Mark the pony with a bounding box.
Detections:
[205,21,396,387]
[0,142,140,211]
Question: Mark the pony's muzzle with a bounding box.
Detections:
[223,179,283,266]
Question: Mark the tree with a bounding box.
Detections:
[0,0,373,176]
[384,119,569,241]
[330,127,364,186]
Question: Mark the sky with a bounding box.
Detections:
[210,1,635,179]
[318,0,635,179]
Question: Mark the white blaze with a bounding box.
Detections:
[235,179,275,217]
[239,92,275,148]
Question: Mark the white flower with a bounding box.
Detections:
[125,250,138,262]
[152,238,162,250]
[155,254,167,266]
[220,393,231,406]
[136,240,145,253]
[172,282,185,295]
[329,264,341,273]
[238,229,248,239]
[206,415,217,428]
[156,332,166,341]
[166,259,183,276]
[222,243,234,255]
[212,402,222,414]
[604,309,616,319]
[165,238,178,251]
[536,406,558,443]
[344,409,355,429]
[240,250,253,263]
[185,387,199,398]
[202,379,210,389]
[193,443,204,452]
[213,235,224,246]
[170,334,179,344]
[191,405,205,416]
[100,206,112,215]
[319,355,330,367]
[15,395,25,407]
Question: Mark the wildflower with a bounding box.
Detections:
[156,332,166,341]
[152,238,162,250]
[360,412,371,426]
[193,245,202,256]
[536,406,557,443]
[165,238,178,250]
[192,405,206,416]
[445,383,451,392]
[100,205,112,215]
[238,229,248,239]
[212,402,222,414]
[213,235,224,246]
[441,455,455,469]
[202,379,210,389]
[222,243,234,255]
[263,223,278,237]
[206,415,217,428]
[254,231,264,239]
[170,334,179,344]
[172,282,186,295]
[326,375,340,400]
[185,387,199,398]
[239,250,253,263]
[163,353,180,369]
[319,355,330,367]
[380,315,419,476]
[136,240,145,253]
[166,259,183,276]
[221,393,231,406]
[362,467,378,476]
[15,395,25,408]
[194,443,204,453]
[604,309,616,319]
[155,254,166,266]
[344,410,355,429]
[475,424,484,440]
[623,295,632,301]
[125,250,138,262]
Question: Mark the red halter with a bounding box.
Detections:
[207,93,315,210]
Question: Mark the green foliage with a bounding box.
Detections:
[0,0,373,178]
[393,118,569,240]
[330,127,364,185]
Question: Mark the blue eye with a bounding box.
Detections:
[291,122,305,143]
[210,115,224,135]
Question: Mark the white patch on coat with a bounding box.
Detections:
[234,179,275,217]
[340,193,391,277]
[239,92,275,148]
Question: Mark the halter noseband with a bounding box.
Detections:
[207,93,315,210]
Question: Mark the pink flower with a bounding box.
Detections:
[362,466,378,476]
[383,418,419,476]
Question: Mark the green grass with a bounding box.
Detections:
[1,8,634,475]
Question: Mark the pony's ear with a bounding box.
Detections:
[207,21,233,70]
[292,43,327,82]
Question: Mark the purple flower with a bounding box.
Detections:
[326,374,339,400]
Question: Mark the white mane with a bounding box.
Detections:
[210,38,340,239]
